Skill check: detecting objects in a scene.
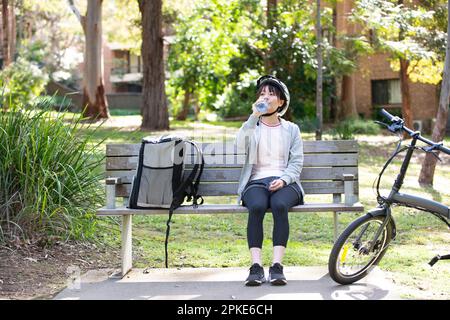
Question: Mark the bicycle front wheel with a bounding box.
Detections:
[328,214,394,285]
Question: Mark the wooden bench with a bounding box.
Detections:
[97,140,364,277]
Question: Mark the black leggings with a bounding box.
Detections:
[242,178,303,249]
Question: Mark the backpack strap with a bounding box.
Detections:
[164,204,176,268]
[164,140,204,268]
[186,141,205,207]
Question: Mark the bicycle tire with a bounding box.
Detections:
[328,214,394,285]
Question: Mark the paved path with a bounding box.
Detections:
[54,266,401,300]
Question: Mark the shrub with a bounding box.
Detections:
[0,57,49,108]
[214,75,257,119]
[333,117,380,140]
[34,95,74,111]
[296,117,318,133]
[0,106,105,243]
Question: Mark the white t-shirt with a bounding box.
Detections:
[250,120,287,181]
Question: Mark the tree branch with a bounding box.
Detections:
[67,0,86,31]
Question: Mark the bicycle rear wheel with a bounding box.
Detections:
[328,214,394,285]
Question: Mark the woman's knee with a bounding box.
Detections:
[270,197,289,213]
[247,202,268,215]
[245,197,268,215]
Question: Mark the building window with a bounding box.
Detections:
[371,79,401,105]
[130,54,141,73]
[127,84,142,92]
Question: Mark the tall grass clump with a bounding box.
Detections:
[0,105,105,244]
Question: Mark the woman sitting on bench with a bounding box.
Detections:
[236,75,304,287]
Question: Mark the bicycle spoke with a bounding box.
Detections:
[337,219,387,277]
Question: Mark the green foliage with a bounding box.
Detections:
[0,104,105,243]
[20,1,84,79]
[104,0,141,55]
[352,0,445,84]
[214,70,259,119]
[18,40,48,66]
[295,117,320,133]
[0,57,49,108]
[167,0,258,117]
[332,117,381,140]
[34,95,74,111]
[167,0,355,121]
[249,3,318,119]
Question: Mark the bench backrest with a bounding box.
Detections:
[105,140,359,200]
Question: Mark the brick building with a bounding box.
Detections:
[336,0,440,133]
[103,43,143,94]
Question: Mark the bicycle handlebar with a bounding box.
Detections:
[379,108,450,156]
[380,108,400,123]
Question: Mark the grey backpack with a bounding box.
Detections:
[128,135,204,267]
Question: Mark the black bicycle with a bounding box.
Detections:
[328,108,450,285]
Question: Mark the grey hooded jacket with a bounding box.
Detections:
[235,114,305,205]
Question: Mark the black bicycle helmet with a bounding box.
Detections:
[256,75,290,117]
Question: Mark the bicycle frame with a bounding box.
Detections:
[385,134,450,219]
[329,109,450,283]
[366,128,450,253]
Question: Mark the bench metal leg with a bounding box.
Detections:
[332,194,342,243]
[333,212,339,242]
[343,174,355,205]
[121,215,132,277]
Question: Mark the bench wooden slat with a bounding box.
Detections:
[106,167,359,183]
[106,143,241,157]
[106,140,358,156]
[114,180,358,197]
[106,153,358,170]
[302,140,358,153]
[97,202,365,216]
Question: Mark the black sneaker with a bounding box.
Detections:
[268,263,287,285]
[245,263,266,286]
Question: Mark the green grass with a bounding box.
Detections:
[109,108,141,116]
[65,112,450,299]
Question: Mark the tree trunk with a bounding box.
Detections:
[418,0,450,186]
[316,0,323,140]
[267,0,277,29]
[1,0,12,67]
[9,0,14,61]
[194,100,200,121]
[139,0,169,130]
[82,0,109,119]
[176,89,191,121]
[68,0,109,120]
[264,0,277,74]
[340,74,358,119]
[330,4,338,123]
[1,0,15,109]
[339,0,357,120]
[399,58,413,134]
[329,77,338,122]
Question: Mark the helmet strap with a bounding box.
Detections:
[261,107,283,117]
